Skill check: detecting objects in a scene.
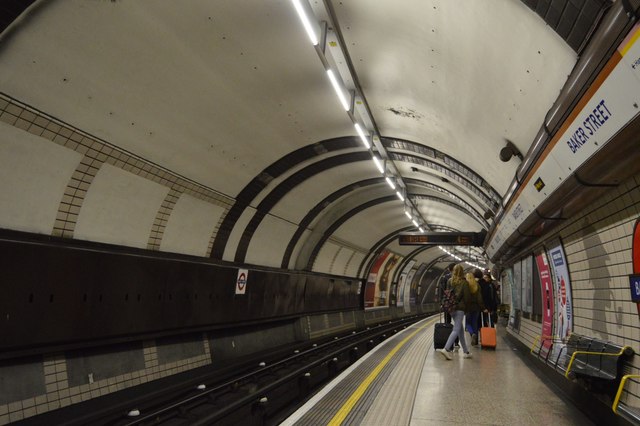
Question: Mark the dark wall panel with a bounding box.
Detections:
[209,321,297,363]
[0,234,360,358]
[66,342,145,387]
[156,333,206,365]
[0,356,45,405]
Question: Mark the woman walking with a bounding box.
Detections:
[436,264,473,359]
[464,272,485,346]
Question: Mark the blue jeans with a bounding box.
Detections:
[465,311,480,335]
[444,310,468,353]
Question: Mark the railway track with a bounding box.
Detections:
[106,315,427,426]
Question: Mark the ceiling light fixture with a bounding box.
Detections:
[354,123,371,149]
[372,155,384,174]
[385,176,396,190]
[292,0,319,45]
[289,0,431,232]
[412,219,419,227]
[327,69,350,111]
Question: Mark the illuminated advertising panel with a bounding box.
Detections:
[548,241,573,342]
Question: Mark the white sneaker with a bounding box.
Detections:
[463,352,472,359]
[453,345,460,352]
[437,348,453,360]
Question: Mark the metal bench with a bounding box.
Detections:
[564,334,633,379]
[563,333,634,396]
[531,333,634,397]
[612,374,640,424]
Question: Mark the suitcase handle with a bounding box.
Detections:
[483,311,493,327]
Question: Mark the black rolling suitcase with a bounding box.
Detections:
[434,314,452,349]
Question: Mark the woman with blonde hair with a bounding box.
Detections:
[465,272,485,346]
[436,264,473,359]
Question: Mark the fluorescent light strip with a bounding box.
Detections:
[412,219,419,227]
[327,69,350,111]
[354,123,370,149]
[404,210,412,220]
[372,156,384,174]
[418,227,424,232]
[385,176,395,190]
[292,0,319,45]
[293,0,425,249]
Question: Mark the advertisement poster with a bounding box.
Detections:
[397,260,416,308]
[504,268,519,331]
[403,266,417,313]
[523,256,533,314]
[364,251,390,308]
[375,254,400,307]
[512,261,522,311]
[548,242,573,342]
[535,252,554,351]
[396,273,407,308]
[413,264,428,304]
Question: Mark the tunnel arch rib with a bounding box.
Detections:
[213,137,498,265]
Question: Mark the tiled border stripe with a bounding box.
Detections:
[0,93,234,247]
[148,189,182,250]
[55,155,105,238]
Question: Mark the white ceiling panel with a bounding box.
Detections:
[0,0,354,196]
[333,0,576,194]
[0,0,588,274]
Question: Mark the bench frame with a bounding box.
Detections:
[531,332,634,398]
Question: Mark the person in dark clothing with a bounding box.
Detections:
[438,263,456,324]
[465,272,485,345]
[480,273,498,327]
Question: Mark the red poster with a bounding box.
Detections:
[634,220,640,274]
[364,251,390,308]
[633,220,640,316]
[536,252,554,351]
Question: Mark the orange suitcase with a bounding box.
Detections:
[480,312,496,349]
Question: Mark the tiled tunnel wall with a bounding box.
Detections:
[0,310,364,424]
[506,173,640,411]
[0,335,211,424]
[0,94,372,274]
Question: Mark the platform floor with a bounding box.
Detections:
[281,315,595,426]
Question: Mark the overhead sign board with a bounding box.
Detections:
[398,232,484,246]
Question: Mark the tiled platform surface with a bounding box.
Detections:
[284,316,595,426]
[411,321,594,425]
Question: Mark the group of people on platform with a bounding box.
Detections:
[436,263,500,360]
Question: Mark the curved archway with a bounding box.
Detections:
[213,137,499,263]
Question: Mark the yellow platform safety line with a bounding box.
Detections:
[564,346,633,379]
[327,318,435,426]
[613,374,640,414]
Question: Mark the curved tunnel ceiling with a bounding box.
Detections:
[0,0,602,277]
[216,136,493,267]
